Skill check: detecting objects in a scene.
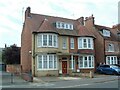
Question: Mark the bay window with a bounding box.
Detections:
[78,55,94,68]
[43,35,47,46]
[78,37,93,49]
[37,54,58,70]
[37,33,58,47]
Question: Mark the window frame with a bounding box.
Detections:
[62,37,67,49]
[70,38,74,49]
[37,33,58,48]
[37,54,58,70]
[56,22,73,30]
[103,29,110,37]
[108,44,114,52]
[106,56,118,65]
[78,37,94,49]
[78,55,94,68]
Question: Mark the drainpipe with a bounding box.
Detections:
[103,38,106,64]
[32,33,36,77]
[71,55,74,70]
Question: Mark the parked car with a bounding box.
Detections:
[96,64,120,75]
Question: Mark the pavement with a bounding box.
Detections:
[0,71,28,85]
[33,74,120,83]
[0,71,120,88]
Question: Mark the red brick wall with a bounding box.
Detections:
[69,37,78,53]
[21,19,32,73]
[6,65,22,74]
[105,40,120,56]
[77,49,95,54]
[85,17,105,68]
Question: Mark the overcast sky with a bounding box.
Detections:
[0,0,119,48]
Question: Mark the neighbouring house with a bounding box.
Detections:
[95,25,120,65]
[84,15,120,67]
[21,7,120,77]
[112,24,120,64]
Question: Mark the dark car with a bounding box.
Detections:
[96,64,120,75]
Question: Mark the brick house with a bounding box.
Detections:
[95,25,119,65]
[21,7,120,76]
[85,15,120,66]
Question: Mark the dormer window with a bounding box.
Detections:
[66,24,68,29]
[102,29,110,37]
[62,23,64,28]
[56,22,73,30]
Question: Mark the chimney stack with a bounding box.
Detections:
[25,7,31,19]
[77,17,84,25]
[85,14,95,26]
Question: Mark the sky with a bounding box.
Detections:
[0,0,119,48]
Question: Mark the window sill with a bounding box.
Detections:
[78,48,94,50]
[37,46,58,48]
[37,69,58,71]
[106,51,115,52]
[79,67,94,69]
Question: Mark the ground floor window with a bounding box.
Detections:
[106,56,118,65]
[69,57,75,69]
[37,54,57,70]
[78,55,94,68]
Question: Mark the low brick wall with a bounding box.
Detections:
[21,73,33,82]
[71,71,94,78]
[6,64,22,75]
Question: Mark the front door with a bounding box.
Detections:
[62,61,67,74]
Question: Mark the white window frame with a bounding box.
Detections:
[106,56,118,65]
[78,37,94,49]
[103,29,110,37]
[70,38,74,49]
[56,22,73,30]
[37,54,58,70]
[108,44,114,52]
[69,57,75,69]
[62,37,67,49]
[78,55,94,68]
[37,33,58,48]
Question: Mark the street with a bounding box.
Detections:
[29,76,120,88]
[0,71,120,89]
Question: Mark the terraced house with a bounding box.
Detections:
[21,7,120,77]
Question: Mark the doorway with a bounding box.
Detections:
[62,61,67,74]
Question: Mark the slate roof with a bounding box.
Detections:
[31,13,95,38]
[95,25,118,41]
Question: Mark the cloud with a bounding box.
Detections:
[0,0,119,47]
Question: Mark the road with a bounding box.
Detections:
[0,71,120,89]
[29,76,119,88]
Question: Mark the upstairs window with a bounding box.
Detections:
[37,33,58,48]
[70,38,74,49]
[108,44,114,52]
[56,22,73,30]
[78,37,94,49]
[62,37,67,49]
[102,29,110,37]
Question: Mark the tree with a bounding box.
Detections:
[2,44,20,64]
